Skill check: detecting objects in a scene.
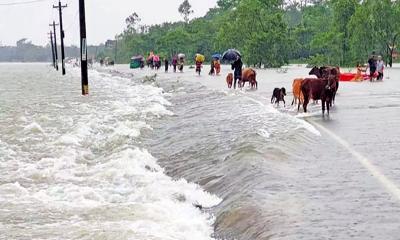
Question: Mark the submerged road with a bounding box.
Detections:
[115,64,400,239]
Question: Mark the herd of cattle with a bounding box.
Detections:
[294,66,340,115]
[272,66,340,115]
[226,66,340,116]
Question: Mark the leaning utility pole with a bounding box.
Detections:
[79,0,89,95]
[50,21,59,71]
[49,31,56,68]
[53,1,67,75]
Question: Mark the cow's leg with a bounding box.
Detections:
[271,96,274,104]
[297,98,301,111]
[234,78,237,89]
[327,99,330,115]
[303,98,309,112]
[299,94,305,112]
[333,90,336,106]
[283,98,286,107]
[322,100,325,115]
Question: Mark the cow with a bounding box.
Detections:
[239,68,257,89]
[291,78,304,106]
[271,87,287,106]
[299,77,336,115]
[226,73,233,88]
[309,66,340,105]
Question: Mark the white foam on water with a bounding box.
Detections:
[22,121,44,134]
[244,95,321,136]
[291,115,321,136]
[258,128,271,139]
[50,103,65,108]
[19,116,28,122]
[0,139,16,159]
[1,68,222,240]
[56,134,82,146]
[0,182,29,200]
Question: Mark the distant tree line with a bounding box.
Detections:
[100,0,400,67]
[0,38,102,62]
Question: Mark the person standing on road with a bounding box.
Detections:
[164,58,169,73]
[172,56,178,73]
[209,59,215,75]
[376,56,385,81]
[367,54,377,82]
[231,57,243,89]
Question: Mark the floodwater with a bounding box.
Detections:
[1,62,400,239]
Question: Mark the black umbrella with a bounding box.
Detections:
[222,49,241,62]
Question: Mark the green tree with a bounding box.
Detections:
[331,0,358,65]
[125,12,141,34]
[348,0,400,66]
[216,0,290,67]
[178,0,194,23]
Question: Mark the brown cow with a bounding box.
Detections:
[291,78,304,106]
[239,68,257,89]
[226,73,233,88]
[299,77,336,115]
[309,66,340,105]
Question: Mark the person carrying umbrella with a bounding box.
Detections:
[231,57,243,89]
[211,53,221,75]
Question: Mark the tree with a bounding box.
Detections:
[125,12,141,34]
[348,0,400,66]
[97,0,400,67]
[178,0,194,23]
[331,0,358,65]
[216,0,290,67]
[217,0,240,10]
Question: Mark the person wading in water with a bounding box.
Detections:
[231,58,243,89]
[367,54,377,82]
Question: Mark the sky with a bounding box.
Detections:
[0,0,218,46]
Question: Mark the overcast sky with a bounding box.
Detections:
[0,0,218,46]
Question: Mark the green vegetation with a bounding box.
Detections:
[105,0,400,67]
[0,38,101,62]
[2,0,399,67]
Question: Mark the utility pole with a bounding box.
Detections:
[95,46,98,60]
[114,39,118,64]
[50,21,59,71]
[79,0,89,95]
[54,1,67,75]
[48,31,56,68]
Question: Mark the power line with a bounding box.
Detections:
[0,0,49,6]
